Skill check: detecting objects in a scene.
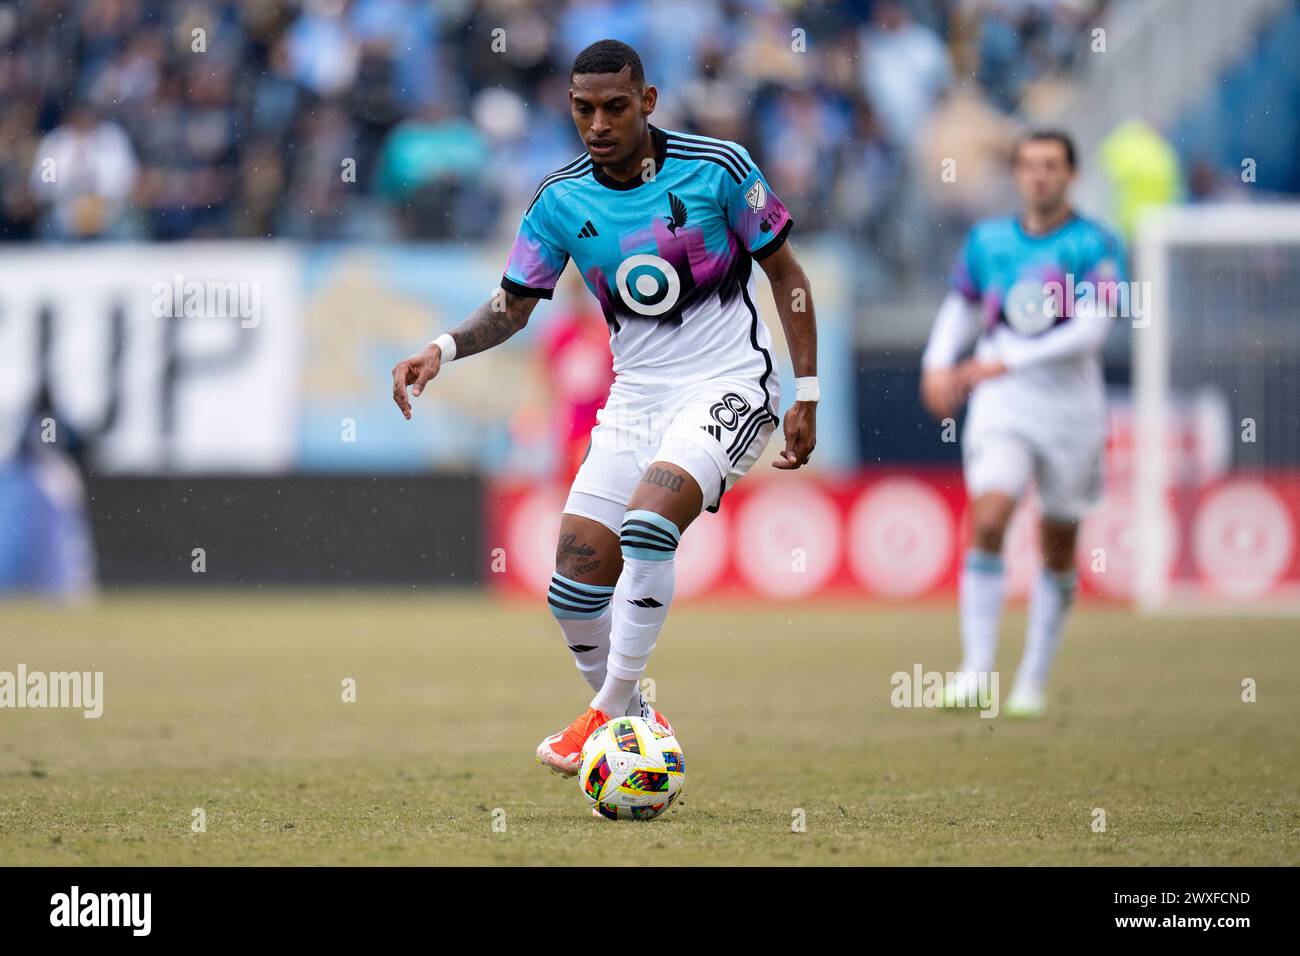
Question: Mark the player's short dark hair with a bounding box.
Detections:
[1014,129,1077,170]
[570,39,644,85]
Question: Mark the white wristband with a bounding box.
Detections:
[431,333,456,363]
[794,376,820,402]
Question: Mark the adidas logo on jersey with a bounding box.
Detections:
[701,423,722,441]
[577,220,599,238]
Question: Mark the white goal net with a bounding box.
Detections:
[1134,204,1300,612]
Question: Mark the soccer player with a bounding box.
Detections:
[392,40,818,773]
[920,130,1125,719]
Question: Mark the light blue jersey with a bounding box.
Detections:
[952,212,1127,437]
[952,213,1126,336]
[502,125,792,402]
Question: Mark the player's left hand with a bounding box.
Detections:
[960,359,1008,388]
[772,401,816,469]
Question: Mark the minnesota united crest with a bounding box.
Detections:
[665,192,687,235]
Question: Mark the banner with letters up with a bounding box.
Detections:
[0,244,303,472]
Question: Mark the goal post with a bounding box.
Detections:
[1133,204,1300,613]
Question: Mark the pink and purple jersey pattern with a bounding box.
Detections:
[501,126,792,332]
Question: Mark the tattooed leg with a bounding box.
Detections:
[627,462,704,533]
[548,514,623,698]
[554,515,621,586]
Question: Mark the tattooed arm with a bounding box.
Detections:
[757,241,818,469]
[392,289,540,420]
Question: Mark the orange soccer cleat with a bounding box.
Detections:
[536,706,613,777]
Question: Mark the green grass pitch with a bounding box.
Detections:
[1,593,1296,865]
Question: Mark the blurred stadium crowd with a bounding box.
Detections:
[0,0,1107,278]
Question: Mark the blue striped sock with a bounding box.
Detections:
[619,510,681,561]
[547,573,615,620]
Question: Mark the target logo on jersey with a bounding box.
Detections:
[615,254,682,317]
[1003,278,1059,336]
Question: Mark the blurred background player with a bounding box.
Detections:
[0,387,98,601]
[920,130,1126,718]
[392,39,819,775]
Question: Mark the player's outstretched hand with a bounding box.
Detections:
[391,344,443,420]
[772,400,816,469]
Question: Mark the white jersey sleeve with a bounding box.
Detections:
[922,291,982,370]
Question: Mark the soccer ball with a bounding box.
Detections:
[578,715,685,821]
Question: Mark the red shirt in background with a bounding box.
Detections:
[540,308,614,484]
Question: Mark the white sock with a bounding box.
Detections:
[547,575,647,717]
[591,675,639,718]
[959,548,1005,677]
[591,510,679,717]
[1015,567,1077,692]
[623,687,647,718]
[547,573,614,693]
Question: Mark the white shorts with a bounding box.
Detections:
[962,424,1104,521]
[566,376,779,523]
